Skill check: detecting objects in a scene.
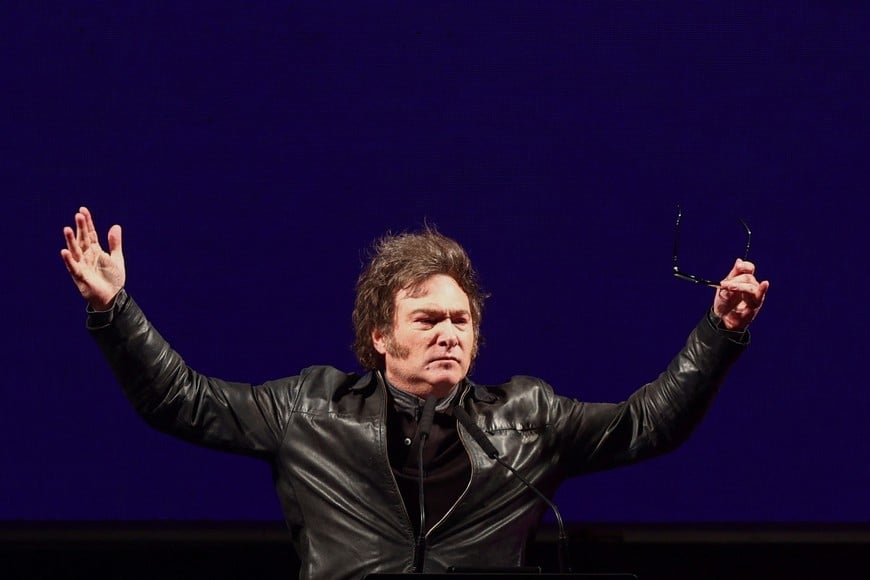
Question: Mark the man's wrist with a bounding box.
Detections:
[87,299,115,313]
[86,289,127,329]
[707,309,749,342]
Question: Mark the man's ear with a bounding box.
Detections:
[372,328,388,355]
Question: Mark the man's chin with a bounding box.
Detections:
[424,370,464,391]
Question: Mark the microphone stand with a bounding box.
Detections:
[453,405,571,574]
[413,396,438,573]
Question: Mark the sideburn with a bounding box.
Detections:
[384,333,411,360]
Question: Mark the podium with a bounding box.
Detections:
[364,573,638,578]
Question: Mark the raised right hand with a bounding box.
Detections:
[712,258,769,332]
[61,206,126,310]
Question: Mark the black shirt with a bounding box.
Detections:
[385,382,472,534]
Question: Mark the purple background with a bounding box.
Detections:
[4,2,868,523]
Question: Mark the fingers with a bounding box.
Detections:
[719,258,767,299]
[721,280,762,301]
[718,283,765,309]
[60,247,78,275]
[74,211,90,254]
[754,279,770,308]
[61,222,86,276]
[63,225,82,260]
[718,285,763,314]
[712,255,770,327]
[107,224,123,256]
[80,206,98,243]
[65,206,103,254]
[60,244,89,283]
[720,269,769,306]
[62,207,103,275]
[75,206,98,251]
[723,257,756,280]
[715,277,770,329]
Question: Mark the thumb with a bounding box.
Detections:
[107,224,123,256]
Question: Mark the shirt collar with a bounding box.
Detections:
[384,377,462,417]
[348,370,497,405]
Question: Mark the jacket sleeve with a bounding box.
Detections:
[555,312,747,476]
[87,290,292,460]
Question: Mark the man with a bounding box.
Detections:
[61,206,768,579]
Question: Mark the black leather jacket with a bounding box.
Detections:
[89,290,747,579]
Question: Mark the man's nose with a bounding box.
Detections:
[437,320,460,347]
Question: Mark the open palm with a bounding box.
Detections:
[61,206,126,310]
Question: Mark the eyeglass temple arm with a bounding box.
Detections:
[672,270,720,288]
[738,217,751,260]
[672,204,683,269]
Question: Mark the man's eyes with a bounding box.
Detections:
[413,316,468,327]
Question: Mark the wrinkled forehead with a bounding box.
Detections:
[395,274,471,309]
[400,279,435,299]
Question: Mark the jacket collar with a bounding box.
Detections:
[348,370,496,404]
[469,380,497,403]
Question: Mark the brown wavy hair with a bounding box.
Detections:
[353,225,487,370]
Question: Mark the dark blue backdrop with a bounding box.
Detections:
[4,2,868,523]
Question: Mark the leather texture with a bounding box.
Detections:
[90,291,746,579]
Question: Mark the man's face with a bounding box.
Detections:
[373,274,474,397]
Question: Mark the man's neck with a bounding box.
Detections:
[383,373,459,400]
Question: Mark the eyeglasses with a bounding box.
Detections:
[673,204,751,288]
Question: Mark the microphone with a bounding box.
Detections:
[413,395,438,573]
[453,405,571,573]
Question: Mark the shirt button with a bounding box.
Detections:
[403,437,412,446]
